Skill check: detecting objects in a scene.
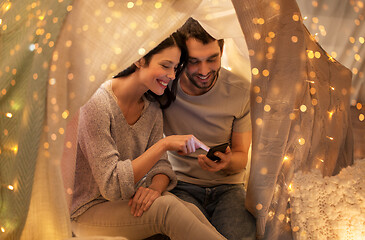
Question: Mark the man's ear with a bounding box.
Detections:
[135,58,146,68]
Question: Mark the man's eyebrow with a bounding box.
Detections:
[189,53,220,61]
[207,53,219,59]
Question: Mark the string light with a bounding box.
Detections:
[222,66,232,71]
[356,103,363,110]
[1,1,12,13]
[154,2,162,9]
[359,114,364,121]
[138,48,146,55]
[1,112,13,118]
[307,50,314,58]
[0,145,18,155]
[328,55,336,62]
[61,110,69,119]
[278,214,285,221]
[256,203,263,210]
[300,105,307,112]
[251,68,259,75]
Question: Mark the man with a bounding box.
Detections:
[163,18,256,239]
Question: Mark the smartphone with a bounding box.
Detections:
[206,143,229,162]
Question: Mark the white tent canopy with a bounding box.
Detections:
[0,0,363,239]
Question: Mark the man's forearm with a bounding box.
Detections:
[224,151,248,174]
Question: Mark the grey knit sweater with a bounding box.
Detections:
[71,80,177,219]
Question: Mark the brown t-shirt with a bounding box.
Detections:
[163,68,251,187]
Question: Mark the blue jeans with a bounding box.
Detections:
[170,181,256,240]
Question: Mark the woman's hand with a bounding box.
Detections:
[163,135,209,154]
[128,187,161,217]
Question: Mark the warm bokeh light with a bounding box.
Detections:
[252,68,259,75]
[359,114,364,121]
[256,203,263,210]
[256,118,263,125]
[300,105,307,112]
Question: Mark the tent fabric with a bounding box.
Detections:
[296,0,365,105]
[0,0,363,239]
[0,0,72,239]
[30,0,201,239]
[232,0,353,238]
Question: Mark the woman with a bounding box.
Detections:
[70,32,226,240]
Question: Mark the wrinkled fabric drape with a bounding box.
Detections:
[232,0,353,238]
[23,1,202,239]
[297,0,365,105]
[0,0,363,239]
[0,1,72,239]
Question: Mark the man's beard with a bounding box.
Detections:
[185,68,220,90]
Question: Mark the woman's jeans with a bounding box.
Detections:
[71,192,226,240]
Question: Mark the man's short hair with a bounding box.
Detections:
[178,17,224,52]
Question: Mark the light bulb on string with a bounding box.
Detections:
[0,111,13,118]
[1,1,12,13]
[359,114,364,121]
[0,183,15,191]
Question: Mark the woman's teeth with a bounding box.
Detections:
[158,80,168,86]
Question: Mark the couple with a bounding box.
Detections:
[70,18,255,240]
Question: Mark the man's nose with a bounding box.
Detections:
[198,62,210,76]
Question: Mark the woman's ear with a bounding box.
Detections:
[135,58,146,68]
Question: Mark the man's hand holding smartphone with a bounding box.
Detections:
[206,143,229,162]
[197,143,232,172]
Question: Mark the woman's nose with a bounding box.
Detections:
[167,70,175,80]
